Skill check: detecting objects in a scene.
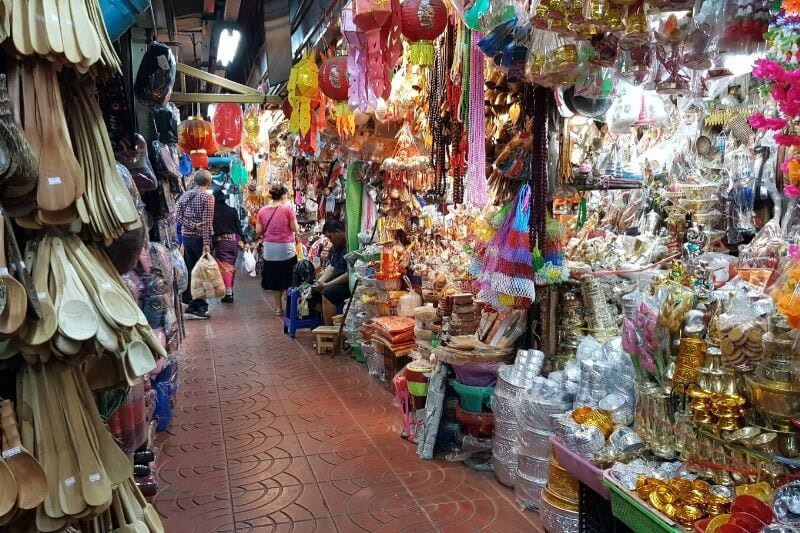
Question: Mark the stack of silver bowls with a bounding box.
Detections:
[515,387,572,510]
[491,352,544,488]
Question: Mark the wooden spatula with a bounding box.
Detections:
[72,367,132,485]
[126,479,164,533]
[55,367,112,508]
[40,365,86,517]
[33,62,79,214]
[0,400,46,510]
[57,0,80,64]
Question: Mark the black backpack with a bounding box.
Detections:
[292,259,316,287]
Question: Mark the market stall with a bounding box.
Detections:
[270,0,800,531]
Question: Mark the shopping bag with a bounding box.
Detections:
[242,249,257,277]
[190,252,226,299]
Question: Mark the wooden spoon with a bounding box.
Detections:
[56,368,112,508]
[0,215,27,336]
[124,337,156,378]
[18,238,57,346]
[11,0,33,55]
[117,485,148,533]
[126,479,164,533]
[111,489,136,533]
[68,0,100,65]
[50,237,98,341]
[57,0,81,65]
[67,236,138,328]
[41,0,62,54]
[29,0,49,55]
[0,400,46,510]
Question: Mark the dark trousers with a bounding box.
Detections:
[182,236,208,313]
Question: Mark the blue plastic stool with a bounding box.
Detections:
[283,288,322,338]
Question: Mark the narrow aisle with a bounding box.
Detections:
[154,274,542,532]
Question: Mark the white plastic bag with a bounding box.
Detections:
[242,249,256,277]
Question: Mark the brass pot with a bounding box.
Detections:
[744,374,800,430]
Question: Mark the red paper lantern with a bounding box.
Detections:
[179,116,217,154]
[212,103,243,150]
[318,56,350,102]
[400,0,448,66]
[190,150,209,169]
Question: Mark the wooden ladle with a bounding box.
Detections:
[0,399,46,510]
[0,449,17,517]
[50,237,98,341]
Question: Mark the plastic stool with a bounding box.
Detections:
[283,288,322,338]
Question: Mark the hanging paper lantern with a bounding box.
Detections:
[319,55,355,137]
[400,0,448,67]
[342,6,371,112]
[178,116,217,154]
[287,55,320,136]
[189,150,209,169]
[243,106,260,147]
[212,103,243,151]
[354,0,393,99]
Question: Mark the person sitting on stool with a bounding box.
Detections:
[312,220,350,326]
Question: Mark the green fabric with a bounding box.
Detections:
[345,162,363,253]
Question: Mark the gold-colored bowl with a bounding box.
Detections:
[680,183,719,200]
[745,374,800,427]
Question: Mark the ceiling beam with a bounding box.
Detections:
[177,62,262,94]
[223,0,241,21]
[170,92,281,103]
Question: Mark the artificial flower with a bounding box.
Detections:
[785,184,800,196]
[774,133,800,146]
[749,113,788,130]
[753,58,789,80]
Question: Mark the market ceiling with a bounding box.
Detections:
[155,0,293,90]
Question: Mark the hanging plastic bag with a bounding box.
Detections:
[190,252,226,299]
[134,41,177,106]
[242,248,257,277]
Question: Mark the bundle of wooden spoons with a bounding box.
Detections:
[63,78,141,243]
[8,59,84,227]
[0,399,47,526]
[71,480,164,532]
[8,0,121,74]
[18,363,133,531]
[15,233,162,385]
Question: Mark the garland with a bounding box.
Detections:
[465,31,487,207]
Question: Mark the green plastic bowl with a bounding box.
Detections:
[450,380,494,413]
[408,381,429,397]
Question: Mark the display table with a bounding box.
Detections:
[551,436,633,533]
[551,436,610,499]
[603,473,685,533]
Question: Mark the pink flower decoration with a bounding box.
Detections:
[785,185,800,197]
[775,133,800,146]
[753,58,788,80]
[749,113,787,130]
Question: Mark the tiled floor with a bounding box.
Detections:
[154,274,543,532]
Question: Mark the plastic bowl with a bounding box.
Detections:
[452,361,502,387]
[450,380,494,412]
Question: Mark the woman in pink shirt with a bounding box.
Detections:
[256,185,300,315]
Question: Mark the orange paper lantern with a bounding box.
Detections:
[179,116,217,154]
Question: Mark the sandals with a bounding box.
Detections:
[275,309,283,316]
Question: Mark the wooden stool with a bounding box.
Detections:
[312,326,341,355]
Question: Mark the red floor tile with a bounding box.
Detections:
[155,275,542,532]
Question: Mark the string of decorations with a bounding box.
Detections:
[465,30,487,207]
[530,86,549,255]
